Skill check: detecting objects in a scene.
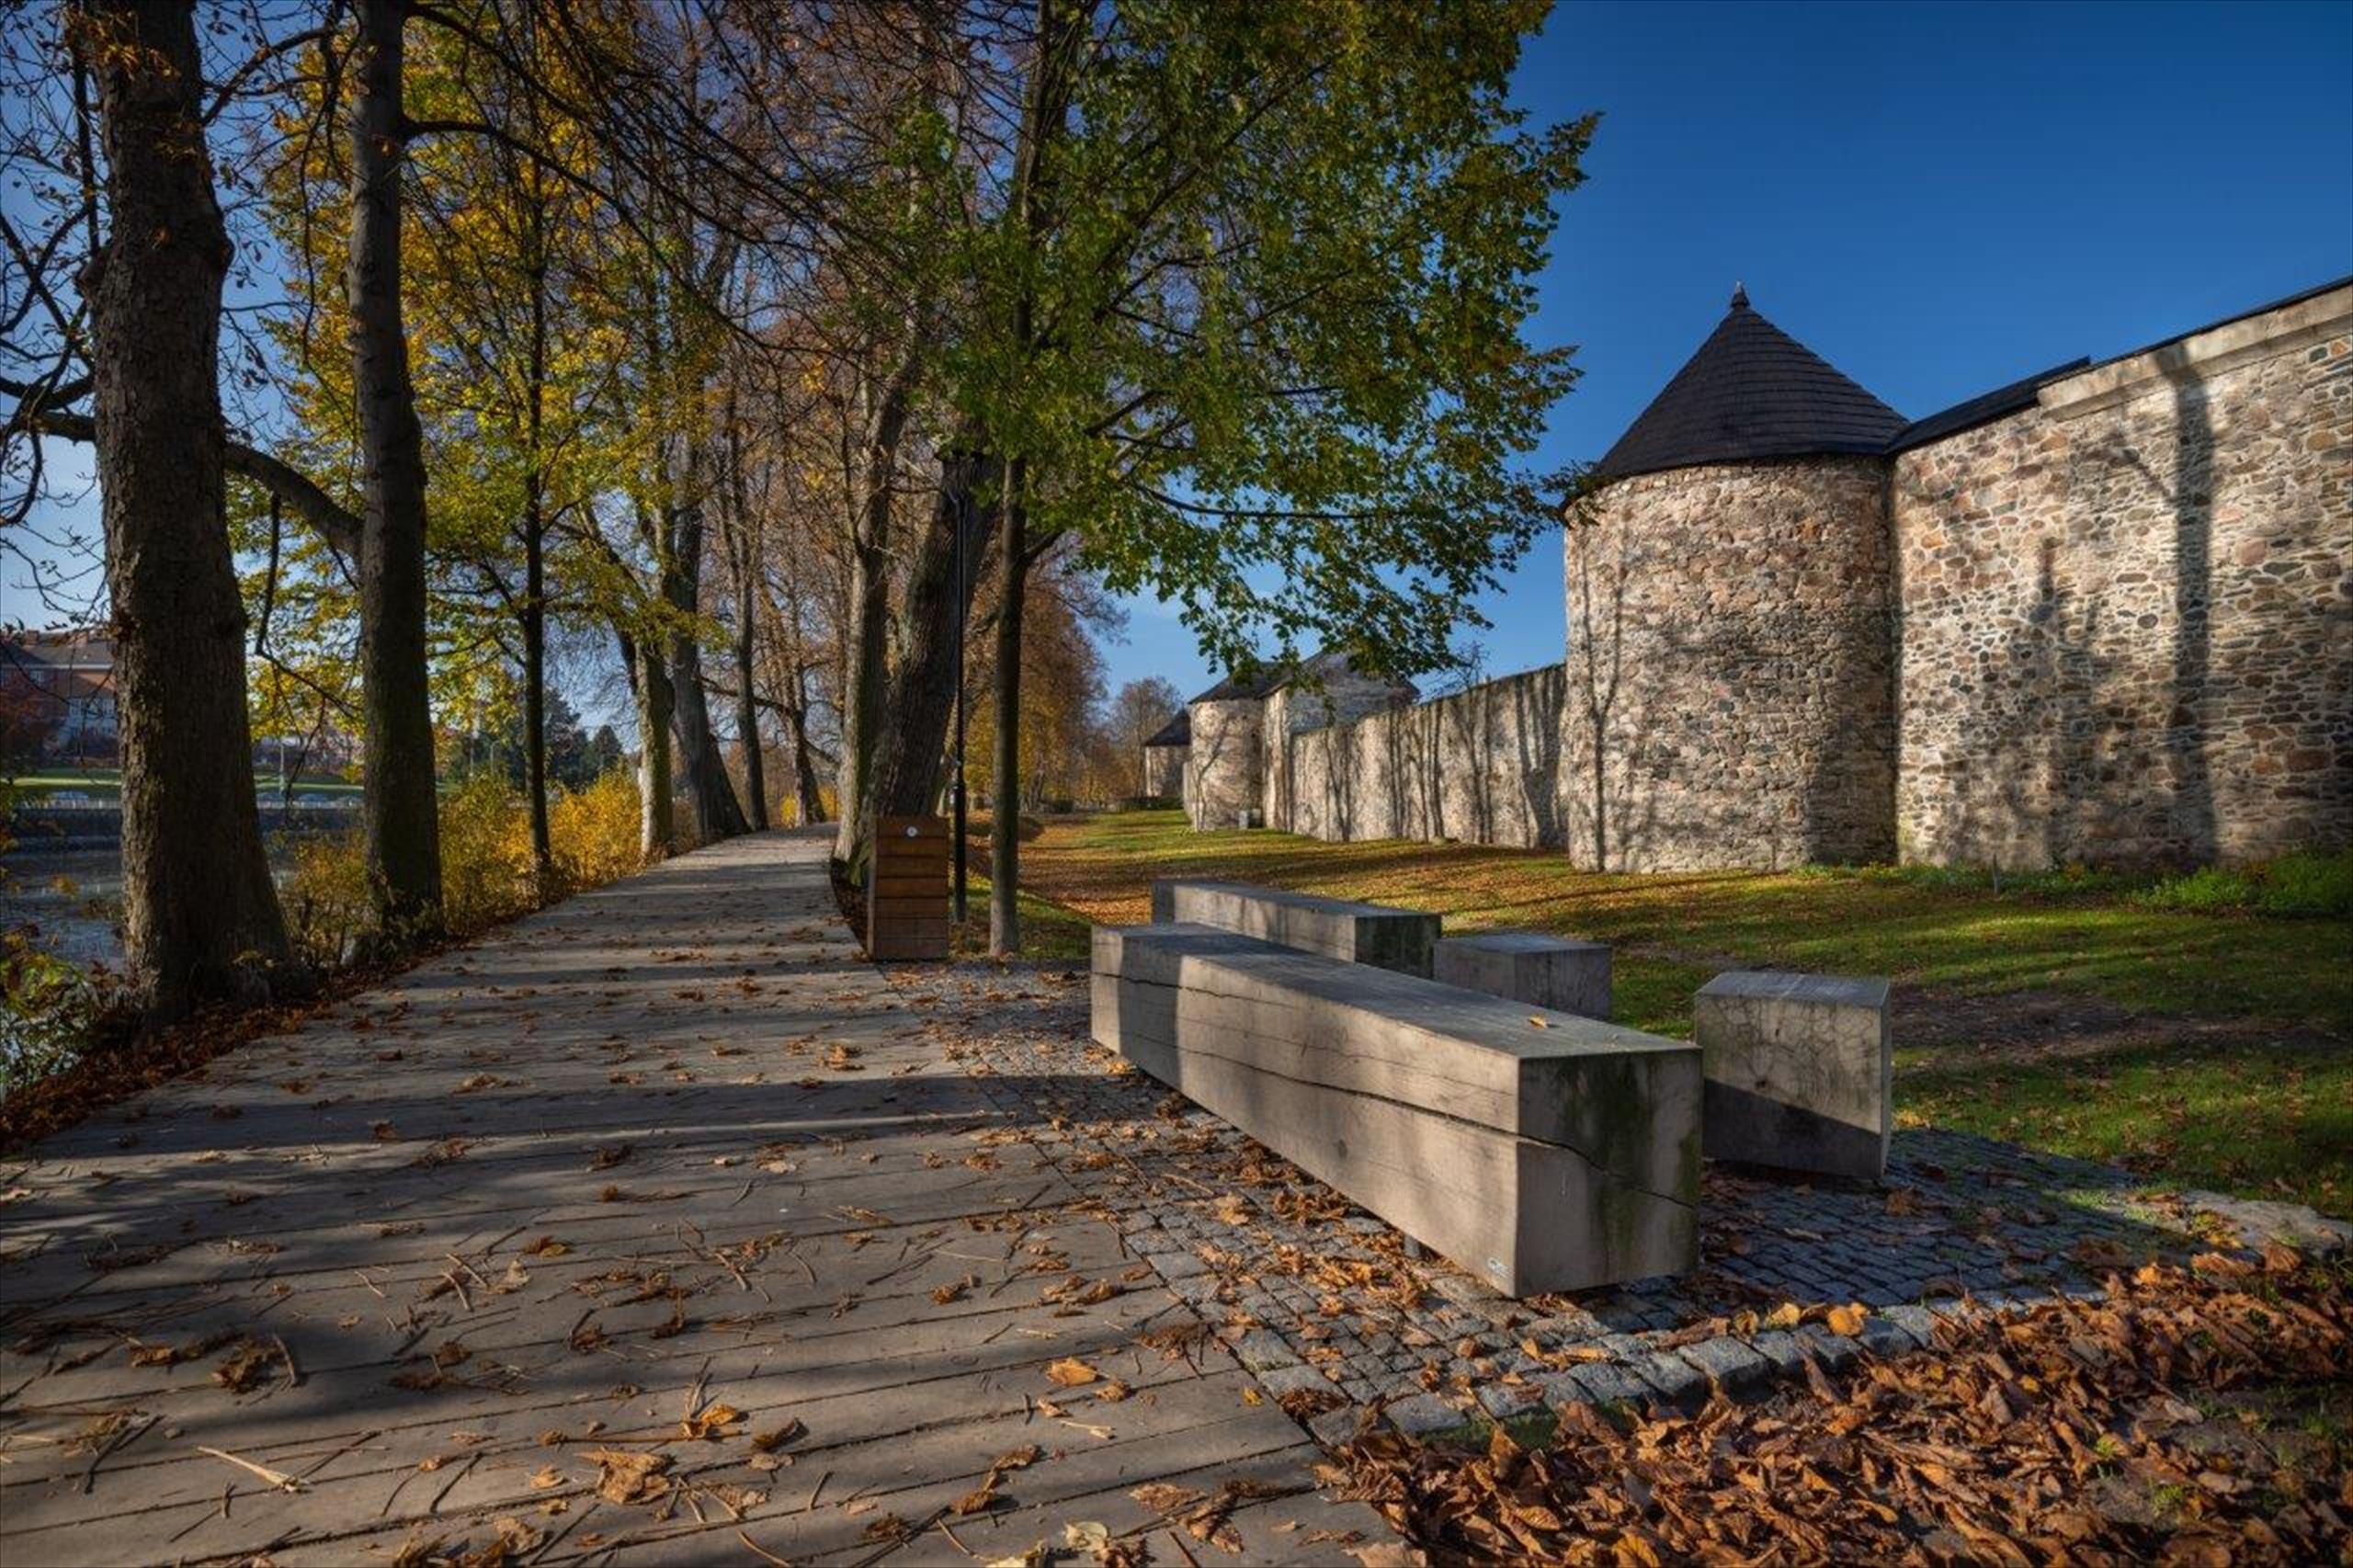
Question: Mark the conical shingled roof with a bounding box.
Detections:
[1594,287,1906,480]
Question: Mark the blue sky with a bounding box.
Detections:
[1107,0,2353,701]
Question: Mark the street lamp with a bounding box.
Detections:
[950,452,971,925]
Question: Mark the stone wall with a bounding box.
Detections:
[1245,284,2348,872]
[1893,286,2353,866]
[1141,744,1185,801]
[1269,664,1567,848]
[1562,456,1899,870]
[1186,698,1264,829]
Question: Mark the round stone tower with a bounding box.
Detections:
[1563,287,1902,871]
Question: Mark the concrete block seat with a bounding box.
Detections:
[1434,930,1611,1018]
[1093,922,1700,1295]
[1149,878,1440,975]
[1696,971,1892,1180]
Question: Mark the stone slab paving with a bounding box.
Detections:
[0,832,1392,1565]
[892,953,2352,1447]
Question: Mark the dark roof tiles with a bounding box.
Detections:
[1595,289,1908,480]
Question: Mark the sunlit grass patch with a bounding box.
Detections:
[1899,1038,2352,1216]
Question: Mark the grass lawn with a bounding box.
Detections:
[8,767,362,802]
[1005,809,2351,1214]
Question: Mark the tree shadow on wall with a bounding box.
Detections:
[1934,536,2114,868]
[1563,506,1664,871]
[2152,361,2219,862]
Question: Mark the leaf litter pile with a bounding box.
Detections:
[1331,1249,2351,1563]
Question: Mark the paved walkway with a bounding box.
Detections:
[0,832,1392,1565]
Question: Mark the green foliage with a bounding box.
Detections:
[955,0,1586,680]
[0,931,118,1096]
[2134,849,2353,918]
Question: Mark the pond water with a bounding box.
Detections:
[0,843,131,969]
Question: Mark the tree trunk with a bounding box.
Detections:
[988,459,1029,956]
[722,401,768,829]
[874,447,999,816]
[628,631,677,858]
[830,373,913,872]
[521,252,551,892]
[76,0,300,1019]
[756,578,830,825]
[522,485,549,884]
[349,0,442,942]
[661,465,749,845]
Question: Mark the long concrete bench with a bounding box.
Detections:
[1148,878,1439,975]
[1094,922,1699,1296]
[1696,971,1892,1180]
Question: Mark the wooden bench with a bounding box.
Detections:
[1148,878,1439,975]
[1696,971,1892,1179]
[1434,931,1611,1018]
[1094,922,1699,1295]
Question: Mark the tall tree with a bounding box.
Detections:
[957,0,1584,950]
[1108,675,1183,794]
[348,0,443,941]
[67,0,300,1018]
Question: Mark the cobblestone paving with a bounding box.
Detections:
[890,959,2353,1446]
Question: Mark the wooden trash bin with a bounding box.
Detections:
[868,814,949,960]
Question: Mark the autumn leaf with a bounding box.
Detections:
[1045,1357,1100,1387]
[751,1419,805,1452]
[584,1448,671,1506]
[1824,1303,1869,1337]
[679,1402,743,1440]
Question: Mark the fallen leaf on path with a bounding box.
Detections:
[584,1448,671,1505]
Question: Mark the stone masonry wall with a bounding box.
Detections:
[1269,664,1567,848]
[1141,744,1185,801]
[1893,287,2353,866]
[1186,698,1264,829]
[1563,456,1899,870]
[1258,286,2348,872]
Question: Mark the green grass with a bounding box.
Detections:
[1024,810,2353,1036]
[1900,1038,2352,1214]
[1014,809,2353,1214]
[8,767,362,802]
[952,872,1091,961]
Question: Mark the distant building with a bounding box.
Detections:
[1139,709,1188,801]
[1150,650,1418,830]
[1,629,118,764]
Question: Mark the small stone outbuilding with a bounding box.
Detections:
[1167,652,1417,831]
[1138,710,1188,801]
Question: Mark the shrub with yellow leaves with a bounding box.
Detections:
[285,768,644,962]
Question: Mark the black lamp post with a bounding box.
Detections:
[950,458,970,925]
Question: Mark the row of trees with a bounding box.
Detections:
[0,0,1581,1026]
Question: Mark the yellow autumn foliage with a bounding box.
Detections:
[285,769,642,962]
